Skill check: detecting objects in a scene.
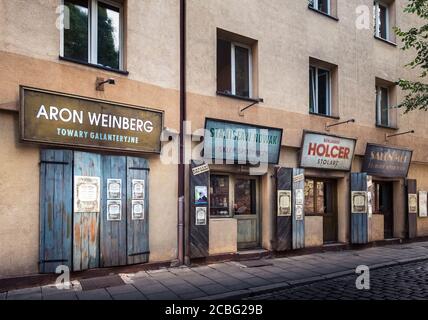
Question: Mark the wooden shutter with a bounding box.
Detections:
[100,155,127,267]
[39,150,73,273]
[292,168,305,249]
[350,173,369,244]
[407,179,417,239]
[73,151,101,271]
[189,160,210,258]
[275,167,293,251]
[126,157,150,265]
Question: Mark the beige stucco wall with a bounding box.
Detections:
[409,164,428,237]
[209,218,237,255]
[305,216,323,248]
[370,214,385,242]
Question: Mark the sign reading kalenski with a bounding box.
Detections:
[300,132,356,171]
[20,87,163,153]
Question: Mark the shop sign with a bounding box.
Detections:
[362,144,412,178]
[20,87,163,154]
[204,118,283,164]
[300,131,356,171]
[192,163,210,176]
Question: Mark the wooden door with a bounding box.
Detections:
[100,155,127,267]
[126,157,150,265]
[322,181,338,243]
[39,150,73,273]
[73,151,101,271]
[376,182,394,239]
[235,177,259,250]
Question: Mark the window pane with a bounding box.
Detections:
[379,4,388,39]
[380,87,389,126]
[317,69,330,115]
[97,1,120,69]
[309,66,316,113]
[210,175,230,216]
[64,0,89,62]
[234,46,250,97]
[304,179,315,214]
[316,182,326,214]
[234,179,256,215]
[217,39,232,94]
[317,0,330,14]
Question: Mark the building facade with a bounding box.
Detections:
[0,0,428,277]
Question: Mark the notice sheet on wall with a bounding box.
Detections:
[419,191,427,217]
[107,200,122,221]
[132,200,145,220]
[74,176,101,213]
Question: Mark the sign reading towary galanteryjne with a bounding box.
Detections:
[20,87,163,153]
[300,131,356,171]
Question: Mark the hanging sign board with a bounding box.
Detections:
[204,118,283,164]
[362,144,412,178]
[74,176,101,213]
[20,87,163,153]
[300,131,356,171]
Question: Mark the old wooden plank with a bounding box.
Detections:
[292,168,305,250]
[407,179,417,239]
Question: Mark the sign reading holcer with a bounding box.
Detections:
[300,132,356,171]
[20,87,163,153]
[362,144,412,178]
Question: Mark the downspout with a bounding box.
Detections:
[177,0,186,266]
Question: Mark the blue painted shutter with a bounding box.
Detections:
[73,151,101,271]
[292,168,305,249]
[100,155,127,267]
[126,157,150,265]
[351,173,369,244]
[275,167,293,251]
[39,150,73,273]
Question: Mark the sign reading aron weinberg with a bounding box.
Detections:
[300,131,356,171]
[20,87,163,153]
[204,118,283,164]
[362,144,413,178]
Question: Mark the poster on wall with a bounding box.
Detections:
[300,131,356,171]
[295,189,304,205]
[367,191,373,218]
[277,190,292,216]
[107,179,122,200]
[408,194,418,214]
[107,200,122,221]
[419,191,428,217]
[295,205,304,221]
[195,186,208,205]
[351,191,368,214]
[132,179,145,200]
[74,176,101,213]
[132,200,145,220]
[195,207,207,226]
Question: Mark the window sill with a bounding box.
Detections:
[216,91,264,103]
[309,111,340,120]
[376,123,399,130]
[374,36,397,47]
[308,6,339,21]
[59,56,129,76]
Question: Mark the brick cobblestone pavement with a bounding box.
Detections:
[2,241,428,300]
[248,260,428,300]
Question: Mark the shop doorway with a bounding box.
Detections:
[304,178,338,243]
[210,174,260,250]
[374,181,394,239]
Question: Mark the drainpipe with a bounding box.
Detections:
[177,0,186,266]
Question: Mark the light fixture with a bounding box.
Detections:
[385,130,415,142]
[96,77,116,91]
[325,118,355,131]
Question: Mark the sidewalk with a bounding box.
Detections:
[3,241,428,300]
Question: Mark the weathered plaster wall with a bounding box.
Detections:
[305,216,323,248]
[209,218,237,255]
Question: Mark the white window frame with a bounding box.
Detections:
[60,0,124,70]
[376,85,390,126]
[231,42,253,98]
[310,66,332,116]
[374,1,389,40]
[311,0,331,15]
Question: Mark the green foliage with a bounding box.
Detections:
[395,0,428,113]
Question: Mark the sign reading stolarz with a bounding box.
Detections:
[362,144,412,178]
[20,87,163,153]
[204,118,283,164]
[300,131,356,171]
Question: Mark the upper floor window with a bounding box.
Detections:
[310,66,331,116]
[217,39,253,98]
[376,86,391,127]
[62,0,124,71]
[309,0,331,15]
[374,1,390,41]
